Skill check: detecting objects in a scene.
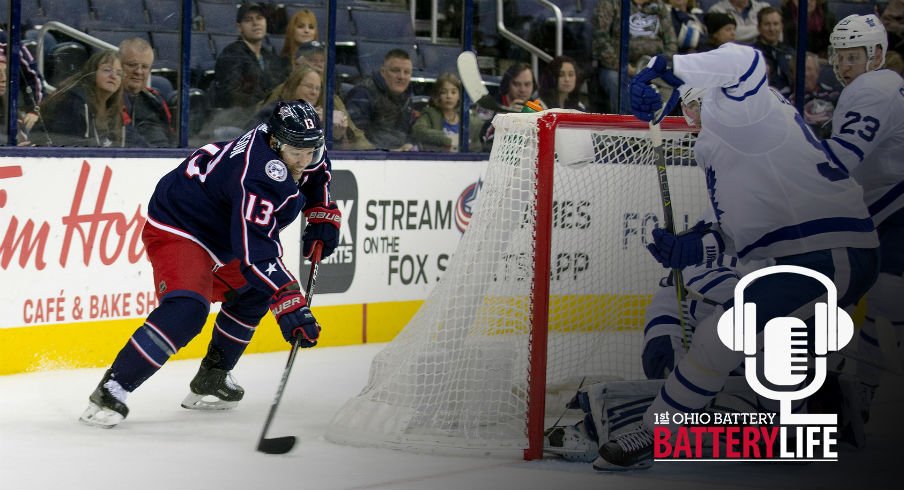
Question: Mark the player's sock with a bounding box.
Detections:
[207,306,260,370]
[108,295,209,392]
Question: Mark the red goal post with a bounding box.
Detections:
[526,111,700,459]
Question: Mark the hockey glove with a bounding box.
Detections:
[270,283,321,347]
[630,55,685,123]
[303,202,342,259]
[647,221,718,269]
[642,336,675,379]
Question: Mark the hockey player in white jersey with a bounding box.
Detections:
[593,42,880,471]
[824,14,904,423]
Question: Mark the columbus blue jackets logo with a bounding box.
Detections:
[455,178,483,233]
[265,160,288,182]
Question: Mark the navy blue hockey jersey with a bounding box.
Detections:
[147,124,332,295]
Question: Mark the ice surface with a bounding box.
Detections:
[1,343,901,490]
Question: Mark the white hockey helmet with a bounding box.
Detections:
[679,86,705,127]
[829,14,887,85]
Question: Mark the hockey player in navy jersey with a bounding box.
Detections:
[823,15,904,426]
[80,99,341,428]
[593,43,880,470]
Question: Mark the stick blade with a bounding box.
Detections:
[457,51,489,102]
[257,436,297,454]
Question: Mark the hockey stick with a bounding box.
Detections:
[256,243,323,455]
[650,121,690,352]
[457,51,518,114]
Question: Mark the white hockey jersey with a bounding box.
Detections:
[672,43,878,261]
[823,69,904,225]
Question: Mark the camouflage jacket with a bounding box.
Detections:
[592,0,677,70]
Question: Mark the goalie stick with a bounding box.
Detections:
[457,51,518,114]
[256,243,323,455]
[650,121,690,352]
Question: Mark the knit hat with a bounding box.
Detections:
[704,12,737,36]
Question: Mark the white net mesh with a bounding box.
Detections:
[326,111,708,455]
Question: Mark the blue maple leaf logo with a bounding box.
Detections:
[705,166,725,223]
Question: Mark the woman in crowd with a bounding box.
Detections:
[257,65,372,150]
[33,50,137,147]
[281,9,320,71]
[537,56,586,111]
[412,73,482,152]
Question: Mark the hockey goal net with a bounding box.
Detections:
[326,111,707,459]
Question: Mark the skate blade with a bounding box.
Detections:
[181,392,239,411]
[79,403,124,428]
[591,456,652,472]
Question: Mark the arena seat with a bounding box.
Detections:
[145,0,182,31]
[88,0,150,29]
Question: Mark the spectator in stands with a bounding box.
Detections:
[281,9,320,71]
[475,62,539,151]
[538,56,587,111]
[752,7,794,95]
[289,50,372,150]
[0,34,46,138]
[499,62,538,112]
[782,0,836,57]
[667,0,708,54]
[259,65,373,150]
[0,54,30,145]
[33,50,137,147]
[702,12,737,50]
[882,0,904,75]
[792,52,839,138]
[593,0,677,114]
[412,73,482,152]
[119,38,175,147]
[297,43,326,72]
[345,48,417,151]
[708,0,769,44]
[212,3,286,118]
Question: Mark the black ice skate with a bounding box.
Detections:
[593,424,654,471]
[79,369,129,428]
[181,347,244,410]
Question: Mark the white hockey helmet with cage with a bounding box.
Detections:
[829,14,888,85]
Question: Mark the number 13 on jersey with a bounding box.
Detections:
[244,193,274,225]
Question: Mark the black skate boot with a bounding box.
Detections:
[181,346,244,410]
[79,369,129,428]
[593,423,654,471]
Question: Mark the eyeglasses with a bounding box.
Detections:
[99,67,124,77]
[123,61,151,72]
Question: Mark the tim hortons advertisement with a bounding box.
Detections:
[0,157,487,328]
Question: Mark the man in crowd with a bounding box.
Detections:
[344,48,417,151]
[212,3,285,118]
[119,38,175,147]
[752,6,794,96]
